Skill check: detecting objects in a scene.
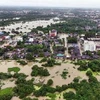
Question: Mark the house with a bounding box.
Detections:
[49,29,57,38]
[53,17,60,21]
[44,51,51,57]
[14,36,23,42]
[0,32,6,41]
[5,36,10,40]
[95,33,100,38]
[96,46,100,51]
[29,38,34,43]
[84,40,96,51]
[0,36,5,41]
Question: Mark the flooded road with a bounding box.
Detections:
[0,19,62,33]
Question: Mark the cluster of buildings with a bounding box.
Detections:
[0,29,61,59]
[0,28,100,60]
[80,33,100,52]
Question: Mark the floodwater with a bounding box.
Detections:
[0,19,62,33]
[11,97,21,100]
[0,60,88,85]
[0,60,97,100]
[38,62,88,87]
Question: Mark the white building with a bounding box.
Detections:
[14,36,23,42]
[5,36,10,40]
[84,40,96,51]
[53,17,60,21]
[29,38,34,42]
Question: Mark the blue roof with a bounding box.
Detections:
[57,53,64,57]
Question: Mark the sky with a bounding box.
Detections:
[0,0,100,8]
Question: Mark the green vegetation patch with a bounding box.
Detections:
[63,72,100,100]
[31,65,50,76]
[17,60,27,65]
[61,69,68,79]
[46,93,56,100]
[0,72,12,80]
[0,88,13,96]
[77,60,100,72]
[8,67,20,73]
[67,37,77,43]
[42,58,61,67]
[39,57,47,63]
[14,79,35,99]
[0,88,13,100]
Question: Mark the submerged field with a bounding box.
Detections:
[0,59,100,100]
[0,19,62,33]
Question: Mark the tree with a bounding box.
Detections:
[31,65,50,76]
[0,48,4,56]
[86,71,93,77]
[26,53,34,60]
[42,58,56,67]
[14,79,34,99]
[97,50,100,55]
[67,37,77,43]
[47,79,53,86]
[63,91,75,100]
[73,77,79,83]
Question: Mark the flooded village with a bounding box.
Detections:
[0,7,100,100]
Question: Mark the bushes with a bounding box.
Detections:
[64,76,100,100]
[0,88,13,100]
[14,79,34,99]
[67,37,77,43]
[17,60,27,65]
[47,79,53,86]
[13,73,28,84]
[86,70,93,77]
[88,60,100,72]
[26,53,34,61]
[38,53,44,57]
[61,69,68,79]
[12,54,19,60]
[39,57,47,63]
[13,73,28,79]
[97,50,100,56]
[54,62,61,66]
[0,94,13,100]
[0,72,12,80]
[63,91,75,100]
[78,60,100,72]
[8,67,20,73]
[73,77,79,83]
[34,84,68,98]
[88,76,98,83]
[34,85,56,97]
[61,85,68,91]
[31,65,50,76]
[46,93,56,100]
[42,58,61,67]
[42,58,55,67]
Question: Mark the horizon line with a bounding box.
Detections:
[0,5,100,9]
